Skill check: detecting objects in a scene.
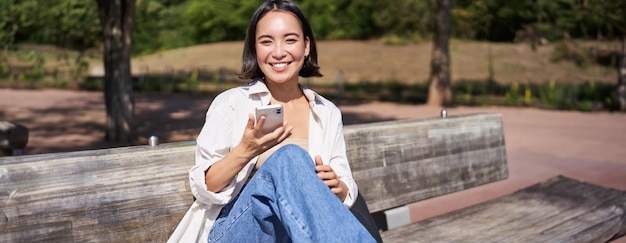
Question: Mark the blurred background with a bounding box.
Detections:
[0,0,624,111]
[0,0,624,151]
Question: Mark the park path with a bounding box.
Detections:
[2,88,626,241]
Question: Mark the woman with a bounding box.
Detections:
[169,1,375,242]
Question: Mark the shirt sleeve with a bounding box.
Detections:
[189,95,238,206]
[328,108,358,208]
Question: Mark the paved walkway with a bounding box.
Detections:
[2,88,625,241]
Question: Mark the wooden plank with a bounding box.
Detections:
[0,141,197,165]
[0,143,196,242]
[381,176,626,243]
[345,113,509,212]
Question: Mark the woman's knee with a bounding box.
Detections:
[265,144,314,169]
[276,144,307,155]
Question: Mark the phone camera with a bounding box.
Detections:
[276,108,282,114]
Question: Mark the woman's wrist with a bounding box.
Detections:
[338,180,349,202]
[231,144,257,164]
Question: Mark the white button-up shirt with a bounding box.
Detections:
[183,79,358,239]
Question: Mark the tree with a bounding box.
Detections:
[578,0,626,111]
[620,36,626,111]
[0,1,18,53]
[427,0,452,106]
[96,0,136,142]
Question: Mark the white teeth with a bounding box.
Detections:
[272,63,288,68]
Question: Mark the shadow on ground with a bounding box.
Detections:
[1,91,395,155]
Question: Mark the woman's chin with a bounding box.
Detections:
[264,74,298,84]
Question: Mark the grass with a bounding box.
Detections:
[127,39,618,85]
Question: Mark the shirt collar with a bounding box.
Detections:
[245,79,324,108]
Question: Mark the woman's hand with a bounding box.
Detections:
[315,155,348,201]
[237,114,292,159]
[205,114,291,192]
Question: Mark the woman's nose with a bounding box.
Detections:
[272,43,286,59]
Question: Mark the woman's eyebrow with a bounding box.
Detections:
[284,32,301,38]
[257,32,301,40]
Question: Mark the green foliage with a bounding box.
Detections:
[504,82,522,105]
[183,0,257,43]
[578,0,625,38]
[538,80,567,109]
[181,69,200,92]
[2,0,99,50]
[53,1,100,51]
[461,82,474,104]
[329,1,385,39]
[524,85,533,105]
[298,0,341,39]
[3,0,624,54]
[373,0,434,41]
[178,0,435,42]
[0,1,19,51]
[72,53,90,82]
[453,0,621,42]
[79,77,104,91]
[524,0,580,41]
[23,51,46,82]
[133,0,194,55]
[0,58,9,78]
[534,80,616,111]
[451,79,615,111]
[577,80,616,109]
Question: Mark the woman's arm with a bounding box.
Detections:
[328,109,358,207]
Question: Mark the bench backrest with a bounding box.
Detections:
[345,113,509,213]
[0,113,508,242]
[0,141,196,242]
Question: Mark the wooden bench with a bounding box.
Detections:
[1,113,625,242]
[345,113,626,242]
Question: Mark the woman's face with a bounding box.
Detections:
[255,10,310,85]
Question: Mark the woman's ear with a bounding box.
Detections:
[305,37,310,57]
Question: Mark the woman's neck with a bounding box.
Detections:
[264,79,303,104]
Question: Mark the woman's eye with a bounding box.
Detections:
[259,40,272,45]
[286,39,297,43]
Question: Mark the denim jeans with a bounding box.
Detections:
[208,144,376,243]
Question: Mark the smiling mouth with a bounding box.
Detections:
[270,62,291,68]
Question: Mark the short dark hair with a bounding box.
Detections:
[239,0,323,80]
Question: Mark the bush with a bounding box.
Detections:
[538,80,567,109]
[0,60,9,78]
[505,82,522,105]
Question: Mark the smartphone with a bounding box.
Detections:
[255,104,284,133]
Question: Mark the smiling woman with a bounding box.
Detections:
[168,1,379,243]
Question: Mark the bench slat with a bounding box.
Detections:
[345,113,508,212]
[380,176,626,242]
[0,142,195,242]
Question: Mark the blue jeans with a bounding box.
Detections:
[208,145,375,243]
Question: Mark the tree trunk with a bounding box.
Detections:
[618,34,626,111]
[427,0,452,106]
[96,0,136,142]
